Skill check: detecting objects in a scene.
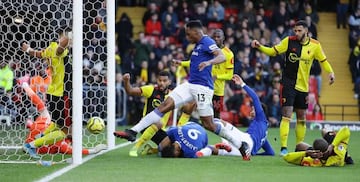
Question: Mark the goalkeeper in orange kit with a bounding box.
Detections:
[21,80,106,157]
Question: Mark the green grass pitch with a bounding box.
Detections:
[1,127,359,182]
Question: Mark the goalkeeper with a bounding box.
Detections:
[21,81,106,157]
[21,26,74,157]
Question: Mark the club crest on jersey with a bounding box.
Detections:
[338,144,344,151]
[152,99,162,108]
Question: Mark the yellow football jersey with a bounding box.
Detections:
[259,36,333,92]
[212,46,234,96]
[41,42,69,97]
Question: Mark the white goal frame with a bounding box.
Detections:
[71,0,116,164]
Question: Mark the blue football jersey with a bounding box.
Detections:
[243,85,273,155]
[167,122,208,158]
[188,35,220,89]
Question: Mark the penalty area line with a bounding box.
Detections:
[35,142,132,182]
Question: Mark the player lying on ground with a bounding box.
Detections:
[283,126,351,166]
[293,128,354,165]
[21,81,106,158]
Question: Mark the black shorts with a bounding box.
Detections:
[281,80,308,109]
[46,94,65,128]
[323,131,336,144]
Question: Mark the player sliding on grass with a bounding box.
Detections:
[283,126,351,167]
[21,81,106,158]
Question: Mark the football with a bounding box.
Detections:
[87,117,105,134]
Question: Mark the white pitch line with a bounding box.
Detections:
[35,142,132,182]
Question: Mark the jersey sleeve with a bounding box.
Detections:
[243,85,266,120]
[315,43,334,73]
[257,139,275,156]
[140,85,155,98]
[259,37,289,56]
[314,42,327,62]
[284,152,323,167]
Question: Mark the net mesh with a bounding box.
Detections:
[0,0,107,163]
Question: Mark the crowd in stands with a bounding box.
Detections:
[116,0,328,126]
[347,0,360,100]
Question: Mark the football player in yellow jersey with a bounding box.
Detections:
[21,27,71,157]
[176,29,234,122]
[114,71,173,157]
[251,20,336,156]
[211,29,234,118]
[283,126,351,167]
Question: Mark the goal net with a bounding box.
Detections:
[0,0,116,164]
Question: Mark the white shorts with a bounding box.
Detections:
[169,82,214,117]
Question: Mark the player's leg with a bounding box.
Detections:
[114,82,193,141]
[129,123,162,157]
[294,91,308,145]
[279,86,296,156]
[191,84,248,159]
[177,101,196,126]
[295,109,306,144]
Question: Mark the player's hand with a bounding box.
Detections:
[21,42,30,52]
[123,73,130,82]
[232,74,244,85]
[198,61,211,71]
[171,59,182,66]
[251,40,260,48]
[306,150,323,158]
[323,144,334,158]
[329,73,335,85]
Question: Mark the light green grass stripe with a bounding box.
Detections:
[35,141,132,182]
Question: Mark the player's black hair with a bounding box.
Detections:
[213,28,224,36]
[159,70,170,78]
[295,20,308,28]
[161,145,176,158]
[313,138,328,152]
[186,20,203,29]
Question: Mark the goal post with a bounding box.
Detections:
[0,0,116,165]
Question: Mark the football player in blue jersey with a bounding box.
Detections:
[114,20,250,159]
[159,122,208,158]
[197,74,275,159]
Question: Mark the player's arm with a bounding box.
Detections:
[283,151,306,165]
[257,140,275,156]
[232,74,266,119]
[198,49,225,71]
[56,33,70,56]
[122,73,142,96]
[251,37,289,56]
[215,51,234,81]
[181,60,190,67]
[21,42,43,58]
[315,43,335,84]
[209,49,226,65]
